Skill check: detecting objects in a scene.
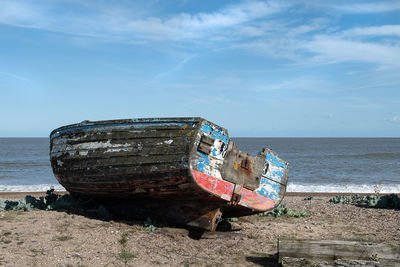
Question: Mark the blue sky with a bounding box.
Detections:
[0,0,399,137]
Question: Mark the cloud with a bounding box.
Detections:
[253,76,333,96]
[342,25,400,38]
[0,1,43,28]
[386,116,400,122]
[1,0,399,72]
[0,71,32,83]
[301,36,400,67]
[0,0,287,41]
[319,2,400,13]
[155,54,198,78]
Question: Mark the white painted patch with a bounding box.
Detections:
[51,136,82,147]
[156,139,174,145]
[51,139,132,155]
[79,151,88,156]
[197,125,229,180]
[78,140,131,150]
[57,160,63,166]
[265,165,284,182]
[104,148,132,153]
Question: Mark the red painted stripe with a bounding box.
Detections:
[191,170,277,211]
[191,170,234,201]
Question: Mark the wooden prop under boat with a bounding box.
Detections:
[49,118,289,231]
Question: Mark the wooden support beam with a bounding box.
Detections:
[187,208,222,232]
[278,239,400,265]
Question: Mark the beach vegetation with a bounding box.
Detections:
[119,232,129,245]
[329,194,400,209]
[143,217,157,231]
[56,235,73,241]
[258,204,309,218]
[117,249,137,265]
[116,231,136,266]
[29,248,45,255]
[228,217,238,222]
[0,190,115,222]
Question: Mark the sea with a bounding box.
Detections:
[0,138,399,193]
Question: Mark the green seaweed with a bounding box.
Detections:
[258,204,309,218]
[329,194,399,209]
[376,194,400,209]
[143,217,157,231]
[0,198,6,211]
[0,190,113,219]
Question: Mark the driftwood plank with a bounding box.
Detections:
[278,239,400,264]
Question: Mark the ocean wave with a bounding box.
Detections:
[303,152,400,160]
[335,152,400,160]
[287,183,400,193]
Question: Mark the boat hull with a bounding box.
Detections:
[50,117,289,230]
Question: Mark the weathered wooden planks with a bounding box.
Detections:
[278,239,400,265]
[50,118,200,198]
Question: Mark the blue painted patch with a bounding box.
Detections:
[265,153,287,169]
[264,167,284,183]
[268,168,284,178]
[200,124,229,144]
[194,123,229,177]
[257,187,279,200]
[257,176,281,200]
[195,152,211,173]
[211,147,218,157]
[258,178,281,195]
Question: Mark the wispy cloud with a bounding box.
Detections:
[342,25,400,38]
[317,1,400,13]
[0,0,287,41]
[0,71,32,83]
[155,54,198,78]
[386,116,400,123]
[1,0,400,71]
[254,76,331,92]
[302,36,400,66]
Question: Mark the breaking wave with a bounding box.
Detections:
[1,183,399,194]
[0,184,66,192]
[287,183,400,193]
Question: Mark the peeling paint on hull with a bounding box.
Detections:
[49,117,289,230]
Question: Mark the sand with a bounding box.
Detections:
[0,192,399,266]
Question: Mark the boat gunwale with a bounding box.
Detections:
[49,117,204,138]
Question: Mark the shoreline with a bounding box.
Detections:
[0,191,398,201]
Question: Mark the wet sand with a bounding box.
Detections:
[0,193,399,266]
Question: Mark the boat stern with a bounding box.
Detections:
[189,119,289,216]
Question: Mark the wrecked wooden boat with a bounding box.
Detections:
[50,118,289,231]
